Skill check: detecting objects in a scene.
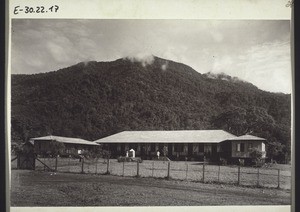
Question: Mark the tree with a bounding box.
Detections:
[249,147,263,166]
[47,141,65,157]
[267,141,284,162]
[14,143,34,155]
[162,145,168,157]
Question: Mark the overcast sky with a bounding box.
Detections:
[11,19,291,93]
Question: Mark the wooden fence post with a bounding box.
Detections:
[185,163,188,180]
[218,165,220,183]
[43,157,46,171]
[237,166,240,185]
[167,161,170,179]
[95,159,98,174]
[68,156,70,172]
[152,161,154,177]
[202,162,205,183]
[122,161,125,176]
[106,158,110,174]
[277,169,280,189]
[81,157,84,173]
[136,161,140,177]
[256,168,260,187]
[55,156,58,172]
[17,156,20,169]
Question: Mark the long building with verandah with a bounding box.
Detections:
[93,130,266,164]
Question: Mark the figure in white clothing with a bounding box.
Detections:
[157,150,160,159]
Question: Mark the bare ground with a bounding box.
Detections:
[10,170,291,206]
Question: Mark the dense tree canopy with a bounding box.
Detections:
[11,56,291,162]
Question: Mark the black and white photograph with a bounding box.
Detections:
[11,19,292,207]
[9,18,292,208]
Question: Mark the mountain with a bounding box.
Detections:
[11,56,291,162]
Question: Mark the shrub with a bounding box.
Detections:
[219,158,227,165]
[250,147,263,167]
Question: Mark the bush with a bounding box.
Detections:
[250,148,263,167]
[117,156,143,163]
[219,158,227,165]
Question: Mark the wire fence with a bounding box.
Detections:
[29,157,292,189]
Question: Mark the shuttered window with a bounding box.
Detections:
[151,143,156,152]
[240,143,245,152]
[237,143,245,152]
[198,143,204,152]
[174,144,184,152]
[248,143,253,150]
[236,143,240,152]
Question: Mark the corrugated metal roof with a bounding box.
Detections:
[30,135,99,146]
[229,134,266,141]
[94,130,237,144]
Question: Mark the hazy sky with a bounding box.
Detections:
[11,19,291,93]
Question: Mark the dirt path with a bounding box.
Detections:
[10,170,291,206]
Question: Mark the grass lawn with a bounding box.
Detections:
[10,170,291,206]
[25,158,291,189]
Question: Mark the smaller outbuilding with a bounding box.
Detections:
[224,134,266,164]
[29,135,100,157]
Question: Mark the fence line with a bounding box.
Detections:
[32,157,291,189]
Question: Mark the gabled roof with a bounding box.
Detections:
[229,134,266,141]
[94,130,237,144]
[30,135,99,146]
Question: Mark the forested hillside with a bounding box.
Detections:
[11,56,291,162]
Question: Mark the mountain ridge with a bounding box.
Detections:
[11,56,291,162]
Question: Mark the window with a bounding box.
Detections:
[248,143,253,150]
[236,143,240,152]
[174,144,184,152]
[151,143,156,152]
[117,144,121,151]
[240,143,245,152]
[237,143,245,152]
[174,144,178,152]
[133,143,138,150]
[262,143,265,152]
[198,144,204,152]
[159,143,164,150]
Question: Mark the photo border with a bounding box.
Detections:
[6,1,293,212]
